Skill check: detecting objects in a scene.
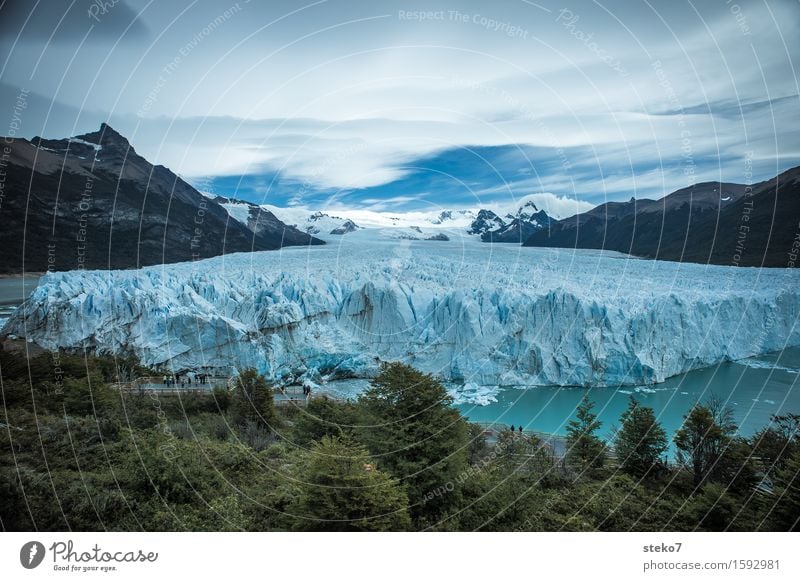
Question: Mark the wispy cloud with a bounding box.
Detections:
[2,0,797,211]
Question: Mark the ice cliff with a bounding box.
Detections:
[4,231,799,388]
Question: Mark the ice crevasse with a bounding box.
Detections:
[4,233,799,388]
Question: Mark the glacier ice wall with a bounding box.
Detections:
[4,232,799,387]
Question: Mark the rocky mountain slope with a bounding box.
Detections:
[524,167,800,267]
[0,124,322,273]
[473,200,552,243]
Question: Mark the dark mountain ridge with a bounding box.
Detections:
[0,124,322,273]
[523,167,800,267]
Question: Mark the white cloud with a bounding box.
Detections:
[490,192,595,220]
[7,0,796,205]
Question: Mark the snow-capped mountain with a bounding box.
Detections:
[514,199,545,221]
[5,232,798,396]
[485,200,553,243]
[214,198,362,239]
[265,206,361,238]
[330,219,359,235]
[467,209,505,236]
[429,209,476,226]
[214,194,564,243]
[466,200,552,242]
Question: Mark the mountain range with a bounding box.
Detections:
[467,200,553,242]
[215,194,556,243]
[2,124,796,272]
[523,166,800,267]
[0,124,322,273]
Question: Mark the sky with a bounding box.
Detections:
[1,0,798,213]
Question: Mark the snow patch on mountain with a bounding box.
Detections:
[262,206,359,238]
[68,138,103,152]
[219,200,252,225]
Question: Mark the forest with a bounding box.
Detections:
[1,350,798,531]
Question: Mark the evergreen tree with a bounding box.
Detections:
[565,394,606,474]
[232,368,277,430]
[292,435,411,531]
[614,397,667,478]
[359,363,468,522]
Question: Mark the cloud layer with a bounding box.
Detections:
[1,0,798,211]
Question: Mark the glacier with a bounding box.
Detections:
[3,229,800,389]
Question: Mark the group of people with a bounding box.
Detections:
[162,375,188,388]
[302,384,313,396]
[508,425,525,434]
[160,373,210,387]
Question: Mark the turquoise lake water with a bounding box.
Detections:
[320,348,800,442]
[455,348,800,439]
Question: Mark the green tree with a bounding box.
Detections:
[714,437,758,494]
[466,422,489,465]
[292,436,411,531]
[292,396,362,445]
[751,413,800,477]
[613,397,667,478]
[685,484,738,531]
[495,429,556,482]
[232,369,277,430]
[358,363,468,522]
[565,394,606,474]
[62,374,115,417]
[675,398,737,488]
[769,448,800,531]
[211,386,232,412]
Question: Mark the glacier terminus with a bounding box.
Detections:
[4,229,799,396]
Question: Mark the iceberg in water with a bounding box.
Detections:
[450,383,499,406]
[4,230,799,389]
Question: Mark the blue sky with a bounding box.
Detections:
[197,142,748,209]
[1,0,798,212]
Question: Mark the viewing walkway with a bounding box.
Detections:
[110,375,315,407]
[474,421,569,457]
